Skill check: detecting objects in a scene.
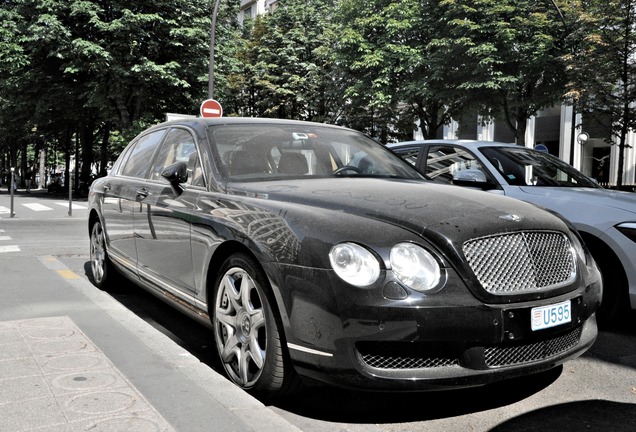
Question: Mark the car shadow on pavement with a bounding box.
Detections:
[273,367,562,423]
[490,400,636,431]
[82,262,223,372]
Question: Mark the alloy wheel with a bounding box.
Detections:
[214,266,267,388]
[90,222,106,285]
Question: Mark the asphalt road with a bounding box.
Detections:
[2,190,635,431]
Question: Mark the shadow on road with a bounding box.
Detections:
[273,367,561,423]
[490,400,636,431]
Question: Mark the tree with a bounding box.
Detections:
[334,0,482,141]
[0,0,211,185]
[0,1,35,173]
[578,0,636,188]
[440,0,572,145]
[225,0,340,122]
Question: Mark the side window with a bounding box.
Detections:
[425,146,486,184]
[148,128,205,187]
[121,130,166,178]
[392,147,421,167]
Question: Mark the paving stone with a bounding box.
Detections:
[0,316,176,432]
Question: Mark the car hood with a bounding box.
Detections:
[227,178,571,244]
[518,186,636,215]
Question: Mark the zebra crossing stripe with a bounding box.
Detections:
[1,202,88,214]
[22,203,53,212]
[55,202,87,210]
[0,245,20,253]
[0,229,19,253]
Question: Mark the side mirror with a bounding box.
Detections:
[161,161,188,194]
[452,169,492,188]
[162,161,188,184]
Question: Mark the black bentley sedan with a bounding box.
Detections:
[88,118,601,400]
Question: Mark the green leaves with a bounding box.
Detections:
[223,0,339,122]
[0,0,210,181]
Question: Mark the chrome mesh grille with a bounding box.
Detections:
[485,326,582,367]
[357,342,459,370]
[463,231,576,294]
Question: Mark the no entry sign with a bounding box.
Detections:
[200,99,223,118]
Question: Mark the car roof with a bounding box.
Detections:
[386,140,518,150]
[147,117,352,132]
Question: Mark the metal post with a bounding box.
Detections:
[68,172,73,216]
[68,156,74,217]
[569,103,576,166]
[208,0,222,99]
[9,167,15,218]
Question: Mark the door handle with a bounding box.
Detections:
[136,187,149,199]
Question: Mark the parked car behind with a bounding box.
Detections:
[88,119,601,400]
[388,139,635,324]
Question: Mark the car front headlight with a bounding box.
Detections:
[390,242,441,292]
[616,222,636,243]
[329,243,381,287]
[569,231,588,265]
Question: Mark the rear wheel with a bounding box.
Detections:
[212,253,298,400]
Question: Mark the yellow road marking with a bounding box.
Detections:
[57,269,80,280]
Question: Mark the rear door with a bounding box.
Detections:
[101,129,166,270]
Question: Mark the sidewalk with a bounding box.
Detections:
[0,253,301,432]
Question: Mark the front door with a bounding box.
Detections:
[134,127,206,297]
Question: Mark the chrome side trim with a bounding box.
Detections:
[287,343,333,357]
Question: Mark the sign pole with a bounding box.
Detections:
[9,167,15,218]
[68,156,74,217]
[208,0,222,100]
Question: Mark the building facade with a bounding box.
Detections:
[239,0,279,24]
[415,105,636,187]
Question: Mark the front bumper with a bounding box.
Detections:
[272,265,601,391]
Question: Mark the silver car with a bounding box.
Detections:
[388,140,636,325]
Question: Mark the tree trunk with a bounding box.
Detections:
[515,109,527,147]
[100,123,110,177]
[80,119,95,185]
[38,148,46,190]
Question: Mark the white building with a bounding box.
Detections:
[415,105,636,187]
[239,0,279,24]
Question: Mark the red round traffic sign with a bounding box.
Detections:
[200,99,223,118]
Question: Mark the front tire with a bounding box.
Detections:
[90,220,112,289]
[582,234,630,327]
[212,253,297,400]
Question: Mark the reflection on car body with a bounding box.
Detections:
[89,119,601,400]
[389,139,636,324]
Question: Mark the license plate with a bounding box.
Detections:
[531,300,571,331]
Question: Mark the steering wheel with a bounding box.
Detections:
[332,165,362,175]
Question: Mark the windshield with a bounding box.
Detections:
[480,146,601,188]
[208,123,423,181]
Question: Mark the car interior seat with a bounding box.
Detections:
[229,150,270,176]
[277,152,309,175]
